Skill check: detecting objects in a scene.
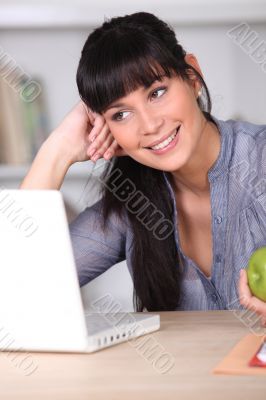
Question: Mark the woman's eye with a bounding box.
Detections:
[112,111,130,121]
[150,87,167,99]
[111,87,167,122]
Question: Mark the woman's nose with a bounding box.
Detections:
[139,110,164,135]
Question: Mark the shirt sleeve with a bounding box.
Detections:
[68,198,127,287]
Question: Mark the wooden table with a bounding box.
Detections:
[0,311,265,399]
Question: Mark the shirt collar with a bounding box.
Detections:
[207,115,233,181]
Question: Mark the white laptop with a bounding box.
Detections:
[0,189,160,353]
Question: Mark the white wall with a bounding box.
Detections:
[2,22,266,130]
[1,1,266,311]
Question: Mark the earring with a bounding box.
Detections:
[198,89,202,98]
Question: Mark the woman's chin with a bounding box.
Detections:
[128,149,186,172]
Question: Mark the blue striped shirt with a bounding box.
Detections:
[69,116,266,311]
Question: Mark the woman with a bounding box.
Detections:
[20,12,266,325]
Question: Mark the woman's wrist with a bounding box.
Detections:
[45,129,76,169]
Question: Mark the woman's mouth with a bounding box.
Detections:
[146,125,181,155]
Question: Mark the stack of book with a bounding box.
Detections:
[0,75,49,165]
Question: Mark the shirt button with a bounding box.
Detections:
[215,254,222,263]
[214,216,222,224]
[211,293,218,302]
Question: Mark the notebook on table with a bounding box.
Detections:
[213,334,266,376]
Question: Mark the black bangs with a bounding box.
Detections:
[76,28,183,114]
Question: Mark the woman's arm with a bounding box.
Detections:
[19,101,92,189]
[69,199,127,286]
[19,101,126,190]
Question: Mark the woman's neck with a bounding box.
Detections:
[169,118,221,198]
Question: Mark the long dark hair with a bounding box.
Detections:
[76,12,213,311]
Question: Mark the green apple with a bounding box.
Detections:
[247,247,266,302]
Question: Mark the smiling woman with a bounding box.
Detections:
[75,11,221,312]
[20,11,266,324]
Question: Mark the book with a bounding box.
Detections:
[0,74,49,165]
[213,334,266,376]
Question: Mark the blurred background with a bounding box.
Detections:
[1,0,266,311]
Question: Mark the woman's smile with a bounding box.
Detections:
[144,125,181,155]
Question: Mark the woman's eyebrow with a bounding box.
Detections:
[105,77,167,112]
[105,101,128,111]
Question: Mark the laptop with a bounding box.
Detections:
[0,189,160,353]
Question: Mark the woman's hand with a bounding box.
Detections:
[52,100,127,165]
[20,100,128,190]
[238,268,266,327]
[85,105,127,163]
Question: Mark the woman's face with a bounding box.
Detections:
[102,63,205,172]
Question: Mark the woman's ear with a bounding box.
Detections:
[184,53,204,94]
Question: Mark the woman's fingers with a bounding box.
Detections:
[88,114,105,141]
[102,140,119,160]
[238,269,266,316]
[81,106,129,161]
[102,139,127,159]
[90,132,116,161]
[87,124,112,159]
[238,269,266,328]
[84,113,128,162]
[238,269,252,307]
